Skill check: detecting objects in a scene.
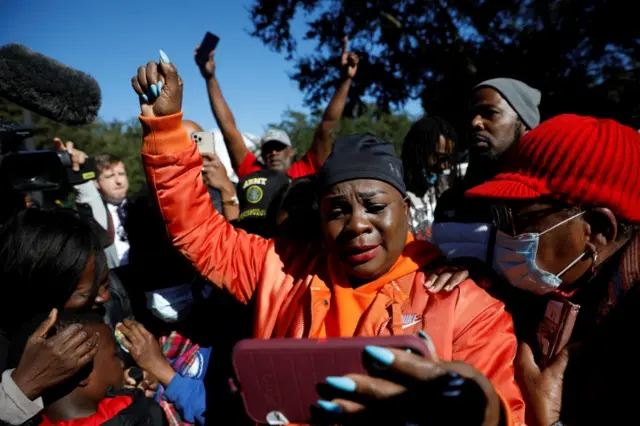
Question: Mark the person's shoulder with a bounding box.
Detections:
[289,150,320,178]
[450,278,507,323]
[102,389,168,426]
[270,238,327,278]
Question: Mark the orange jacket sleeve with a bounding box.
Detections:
[452,283,526,426]
[140,112,270,304]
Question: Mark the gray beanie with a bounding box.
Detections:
[474,78,542,129]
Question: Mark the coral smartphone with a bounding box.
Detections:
[232,335,434,425]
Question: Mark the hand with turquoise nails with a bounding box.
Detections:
[131,50,183,118]
[315,345,502,426]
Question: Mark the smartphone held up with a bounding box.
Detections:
[192,131,216,155]
[195,32,220,67]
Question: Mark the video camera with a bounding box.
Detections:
[0,120,97,192]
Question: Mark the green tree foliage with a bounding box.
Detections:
[1,98,146,194]
[270,104,415,156]
[249,0,640,131]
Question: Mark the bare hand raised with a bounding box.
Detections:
[201,152,232,191]
[195,45,216,80]
[131,50,183,118]
[340,37,359,79]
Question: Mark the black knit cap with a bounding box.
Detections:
[318,133,407,196]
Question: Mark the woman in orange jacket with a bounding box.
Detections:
[131,51,524,426]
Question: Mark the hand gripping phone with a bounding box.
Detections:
[232,335,434,425]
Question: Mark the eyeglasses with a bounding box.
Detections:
[491,203,575,237]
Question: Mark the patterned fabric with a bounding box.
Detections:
[597,233,640,321]
[408,164,468,241]
[155,332,200,426]
[116,202,128,242]
[408,190,436,241]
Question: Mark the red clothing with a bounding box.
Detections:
[40,395,132,426]
[236,150,321,179]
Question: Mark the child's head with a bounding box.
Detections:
[11,311,124,417]
[55,313,125,401]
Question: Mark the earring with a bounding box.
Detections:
[588,245,599,274]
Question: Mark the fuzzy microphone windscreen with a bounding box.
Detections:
[0,43,102,125]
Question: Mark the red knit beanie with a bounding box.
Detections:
[466,114,640,223]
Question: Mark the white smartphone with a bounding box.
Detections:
[192,131,216,154]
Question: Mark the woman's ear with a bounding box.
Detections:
[585,208,618,247]
[403,196,411,218]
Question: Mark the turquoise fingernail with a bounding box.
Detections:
[449,378,465,386]
[364,345,395,366]
[317,400,343,413]
[418,330,429,340]
[141,94,149,102]
[150,84,158,97]
[325,376,356,392]
[157,80,163,93]
[159,49,170,64]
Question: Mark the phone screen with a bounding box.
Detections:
[196,32,220,67]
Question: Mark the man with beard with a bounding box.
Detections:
[462,78,541,188]
[431,78,541,263]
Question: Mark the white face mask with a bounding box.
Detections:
[145,280,213,323]
[493,212,588,295]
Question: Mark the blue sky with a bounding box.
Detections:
[1,0,307,135]
[2,0,421,136]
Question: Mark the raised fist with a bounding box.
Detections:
[131,50,183,118]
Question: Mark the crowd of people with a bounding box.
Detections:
[1,34,639,426]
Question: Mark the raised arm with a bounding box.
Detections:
[132,51,270,304]
[196,47,250,171]
[310,37,359,164]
